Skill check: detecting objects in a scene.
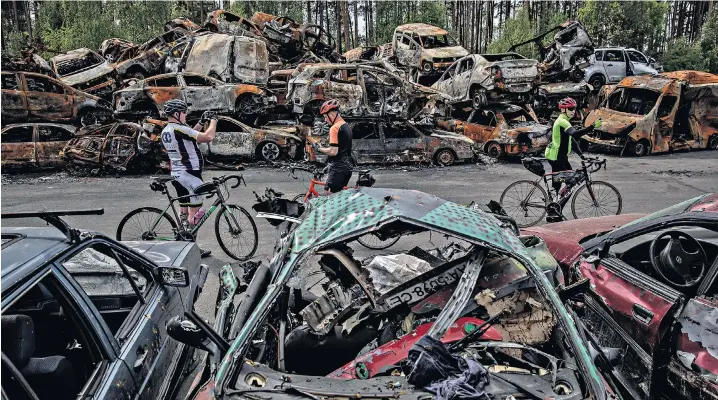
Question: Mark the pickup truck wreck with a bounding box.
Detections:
[166,188,619,400]
[583,70,718,156]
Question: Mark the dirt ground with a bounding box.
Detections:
[2,150,717,320]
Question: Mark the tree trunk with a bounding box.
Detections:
[353,0,359,46]
[335,1,342,53]
[341,0,351,51]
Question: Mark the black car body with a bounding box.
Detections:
[1,210,208,400]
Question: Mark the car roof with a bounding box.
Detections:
[395,23,448,36]
[2,123,77,131]
[1,227,73,282]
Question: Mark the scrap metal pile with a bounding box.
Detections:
[3,13,716,172]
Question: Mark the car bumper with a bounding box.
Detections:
[583,134,624,149]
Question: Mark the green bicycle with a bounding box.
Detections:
[116,174,258,260]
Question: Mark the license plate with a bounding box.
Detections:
[384,263,467,308]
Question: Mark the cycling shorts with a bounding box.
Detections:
[171,170,204,207]
[325,167,352,193]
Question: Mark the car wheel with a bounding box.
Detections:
[235,94,262,123]
[80,112,99,127]
[589,74,605,91]
[129,70,145,80]
[708,135,718,150]
[569,68,585,83]
[631,139,650,157]
[435,149,456,166]
[472,88,487,109]
[485,142,503,159]
[259,142,281,161]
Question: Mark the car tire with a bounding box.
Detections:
[472,88,487,109]
[569,68,585,83]
[708,135,718,150]
[485,142,504,159]
[588,74,605,91]
[78,108,109,127]
[258,141,281,161]
[435,149,456,166]
[630,139,650,157]
[235,94,262,124]
[129,70,146,80]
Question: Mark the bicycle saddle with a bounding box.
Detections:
[354,169,371,174]
[193,182,217,196]
[153,177,175,184]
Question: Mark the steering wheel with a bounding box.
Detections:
[649,230,708,288]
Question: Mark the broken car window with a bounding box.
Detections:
[38,126,73,142]
[604,50,625,62]
[183,74,214,87]
[458,58,474,74]
[606,88,660,115]
[627,51,648,64]
[3,126,34,143]
[594,51,603,61]
[55,52,104,77]
[24,76,65,94]
[352,122,379,139]
[657,95,677,118]
[1,74,19,90]
[216,119,242,131]
[469,110,498,126]
[147,75,179,87]
[420,34,457,48]
[384,123,419,139]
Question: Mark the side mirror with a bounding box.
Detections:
[167,316,212,352]
[157,266,190,287]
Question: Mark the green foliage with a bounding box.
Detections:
[661,37,704,72]
[487,8,539,58]
[698,8,718,74]
[4,30,29,57]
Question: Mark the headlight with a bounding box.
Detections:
[422,61,433,72]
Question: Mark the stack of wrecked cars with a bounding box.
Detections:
[583,70,718,156]
[392,23,469,84]
[166,188,622,400]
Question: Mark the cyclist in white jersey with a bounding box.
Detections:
[160,99,218,231]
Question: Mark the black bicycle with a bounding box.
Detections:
[500,156,623,227]
[116,174,258,260]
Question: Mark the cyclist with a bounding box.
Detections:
[160,99,217,254]
[313,100,353,194]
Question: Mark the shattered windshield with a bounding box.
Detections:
[606,88,660,115]
[56,52,104,77]
[420,34,457,48]
[503,109,534,125]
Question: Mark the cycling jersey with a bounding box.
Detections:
[161,123,202,174]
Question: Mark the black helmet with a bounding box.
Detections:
[163,99,188,116]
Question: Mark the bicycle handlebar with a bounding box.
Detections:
[581,157,607,173]
[213,174,245,188]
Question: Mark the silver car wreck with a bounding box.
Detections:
[50,48,119,99]
[287,63,450,120]
[432,53,539,108]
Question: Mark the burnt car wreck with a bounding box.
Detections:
[167,188,620,400]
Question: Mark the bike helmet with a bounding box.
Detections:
[164,99,188,115]
[558,97,577,110]
[319,99,340,115]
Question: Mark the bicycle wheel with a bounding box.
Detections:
[215,204,259,261]
[571,181,623,220]
[358,234,400,250]
[499,180,548,228]
[116,207,177,241]
[292,193,307,203]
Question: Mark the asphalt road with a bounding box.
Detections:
[3,150,717,320]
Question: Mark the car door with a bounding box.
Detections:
[1,72,28,119]
[462,110,498,144]
[654,92,680,149]
[180,73,224,113]
[395,33,421,69]
[382,121,427,162]
[144,74,184,111]
[451,56,475,100]
[59,240,184,400]
[1,125,37,166]
[350,120,385,164]
[434,61,458,95]
[36,125,75,167]
[204,117,255,157]
[627,50,654,75]
[22,73,74,120]
[602,50,628,83]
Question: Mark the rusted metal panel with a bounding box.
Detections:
[396,23,449,36]
[179,34,269,85]
[676,297,718,376]
[50,48,119,99]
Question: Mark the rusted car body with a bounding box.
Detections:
[50,48,119,99]
[98,38,136,63]
[432,53,539,108]
[438,104,550,158]
[1,71,112,126]
[164,17,201,32]
[164,33,269,85]
[534,80,594,122]
[204,10,266,41]
[583,71,718,156]
[60,122,164,172]
[113,72,276,123]
[1,123,76,169]
[306,118,474,166]
[393,23,468,81]
[523,193,718,400]
[111,28,193,80]
[287,63,450,120]
[343,43,393,63]
[251,12,342,64]
[509,20,594,83]
[1,49,57,78]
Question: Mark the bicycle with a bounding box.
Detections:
[116,174,259,260]
[499,156,623,228]
[288,164,400,250]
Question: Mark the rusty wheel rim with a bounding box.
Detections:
[487,143,502,158]
[437,150,454,166]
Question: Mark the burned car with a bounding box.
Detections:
[204,10,267,41]
[288,63,450,120]
[509,20,594,83]
[534,80,595,122]
[167,188,615,400]
[583,71,718,156]
[50,48,119,99]
[1,123,76,169]
[111,28,193,80]
[393,23,469,83]
[1,210,207,400]
[524,193,718,400]
[98,38,136,63]
[113,72,276,124]
[1,71,112,126]
[306,118,475,166]
[164,16,201,32]
[343,43,394,63]
[432,52,539,108]
[253,12,342,64]
[438,104,550,158]
[1,46,57,78]
[165,33,269,85]
[60,121,165,173]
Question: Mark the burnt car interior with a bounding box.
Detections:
[2,274,105,400]
[606,88,660,116]
[232,225,595,399]
[54,51,104,77]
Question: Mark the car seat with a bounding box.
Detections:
[1,314,77,400]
